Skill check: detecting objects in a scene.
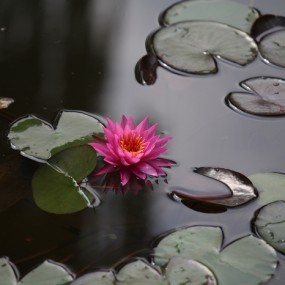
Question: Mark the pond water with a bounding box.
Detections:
[0,0,285,284]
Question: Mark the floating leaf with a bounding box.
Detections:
[8,110,104,161]
[173,167,256,208]
[254,201,285,254]
[154,226,277,285]
[226,77,285,116]
[148,21,257,75]
[116,259,166,285]
[135,54,159,85]
[0,257,18,285]
[160,0,260,33]
[19,260,74,285]
[71,271,115,285]
[0,97,14,109]
[165,257,217,285]
[32,145,97,214]
[249,172,285,205]
[259,30,285,68]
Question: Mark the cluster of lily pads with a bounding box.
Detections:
[136,0,285,117]
[8,110,105,214]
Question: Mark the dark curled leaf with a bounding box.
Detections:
[251,14,285,40]
[192,167,257,207]
[181,199,227,214]
[135,54,158,85]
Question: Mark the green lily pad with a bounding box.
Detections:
[32,145,97,214]
[254,201,285,254]
[259,29,285,68]
[165,257,217,285]
[116,259,166,285]
[149,21,257,75]
[154,226,277,285]
[160,0,260,33]
[226,77,285,116]
[249,173,285,205]
[71,271,115,285]
[8,110,104,161]
[0,257,18,285]
[19,260,74,285]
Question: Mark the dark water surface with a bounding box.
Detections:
[1,0,285,284]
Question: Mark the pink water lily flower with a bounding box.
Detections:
[89,116,174,186]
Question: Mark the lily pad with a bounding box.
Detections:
[8,110,104,161]
[165,257,217,285]
[226,77,285,116]
[254,201,285,254]
[19,260,74,285]
[259,30,285,68]
[160,0,260,33]
[148,21,257,75]
[71,271,115,285]
[32,145,97,214]
[249,172,285,205]
[0,257,18,285]
[173,167,257,208]
[154,226,277,285]
[116,259,166,285]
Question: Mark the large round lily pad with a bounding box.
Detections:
[254,201,285,254]
[71,271,115,285]
[0,257,17,285]
[160,0,260,33]
[8,110,104,161]
[149,21,257,75]
[154,226,277,285]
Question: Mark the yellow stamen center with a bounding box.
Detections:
[120,132,145,156]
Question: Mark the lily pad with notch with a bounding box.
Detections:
[254,200,285,254]
[148,21,257,75]
[226,77,285,116]
[32,145,98,214]
[8,110,104,161]
[0,258,74,285]
[154,226,277,285]
[250,14,285,68]
[172,167,257,209]
[160,0,260,33]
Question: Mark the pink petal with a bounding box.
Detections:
[135,161,158,176]
[150,158,176,167]
[130,166,147,180]
[135,117,149,133]
[89,143,112,157]
[95,164,119,175]
[121,115,128,128]
[120,167,132,185]
[142,123,157,139]
[106,118,116,133]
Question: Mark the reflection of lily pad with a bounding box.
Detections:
[149,21,257,75]
[8,110,104,161]
[226,77,285,116]
[254,201,285,254]
[32,145,97,214]
[154,226,277,285]
[160,0,260,33]
[249,172,285,205]
[259,30,285,68]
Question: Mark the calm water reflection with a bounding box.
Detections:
[0,0,285,284]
